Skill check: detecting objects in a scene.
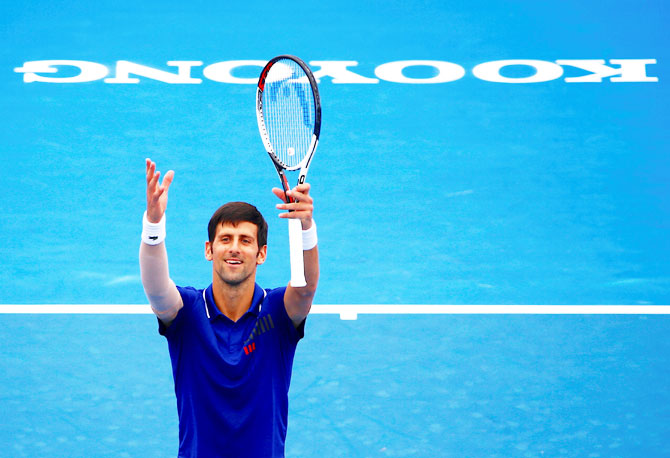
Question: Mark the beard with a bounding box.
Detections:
[215,262,255,287]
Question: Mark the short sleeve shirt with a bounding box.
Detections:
[159,283,304,458]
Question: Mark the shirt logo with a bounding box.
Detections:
[243,314,275,355]
[244,342,256,355]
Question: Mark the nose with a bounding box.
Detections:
[228,237,242,254]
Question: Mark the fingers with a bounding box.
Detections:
[146,158,158,187]
[272,187,288,202]
[289,183,311,202]
[275,183,312,209]
[145,158,174,222]
[273,183,311,203]
[146,158,160,185]
[276,201,313,215]
[162,170,174,192]
[275,183,314,227]
[146,159,174,195]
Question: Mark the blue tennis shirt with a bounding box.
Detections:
[159,283,304,458]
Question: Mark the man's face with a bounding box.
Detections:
[205,222,267,286]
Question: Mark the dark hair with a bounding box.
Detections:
[208,202,268,248]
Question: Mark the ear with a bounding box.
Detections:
[205,241,213,261]
[256,245,267,266]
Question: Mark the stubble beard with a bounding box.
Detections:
[216,263,255,288]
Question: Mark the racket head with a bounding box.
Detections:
[256,55,321,171]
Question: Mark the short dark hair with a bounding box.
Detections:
[208,202,268,248]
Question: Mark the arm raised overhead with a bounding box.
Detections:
[139,158,182,326]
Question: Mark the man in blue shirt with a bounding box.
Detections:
[139,159,319,457]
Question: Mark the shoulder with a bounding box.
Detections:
[260,286,287,314]
[160,285,204,335]
[264,286,287,303]
[261,286,305,341]
[176,285,202,305]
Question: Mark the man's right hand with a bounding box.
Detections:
[146,158,174,223]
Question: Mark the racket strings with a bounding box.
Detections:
[262,59,315,169]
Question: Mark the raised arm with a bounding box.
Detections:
[140,158,182,325]
[274,183,319,328]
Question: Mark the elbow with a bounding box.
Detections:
[296,274,318,298]
[296,284,317,299]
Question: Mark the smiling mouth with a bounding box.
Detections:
[225,260,242,265]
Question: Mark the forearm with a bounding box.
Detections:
[142,159,181,321]
[297,217,319,293]
[299,245,319,297]
[284,225,319,326]
[139,240,182,320]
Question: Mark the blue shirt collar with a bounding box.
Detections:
[203,283,267,321]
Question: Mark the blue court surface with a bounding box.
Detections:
[1,1,669,456]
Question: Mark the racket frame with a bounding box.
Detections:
[256,55,321,287]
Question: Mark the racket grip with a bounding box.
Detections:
[288,218,306,287]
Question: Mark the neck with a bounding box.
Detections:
[211,275,256,322]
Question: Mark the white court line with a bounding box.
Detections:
[0,304,669,320]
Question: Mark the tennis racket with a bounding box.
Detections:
[256,55,321,288]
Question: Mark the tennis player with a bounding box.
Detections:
[139,158,319,457]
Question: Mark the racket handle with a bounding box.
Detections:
[288,218,306,287]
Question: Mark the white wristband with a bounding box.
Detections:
[302,220,317,251]
[142,212,166,245]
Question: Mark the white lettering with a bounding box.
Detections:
[556,59,658,82]
[13,59,659,85]
[202,60,266,84]
[309,61,379,84]
[104,61,202,84]
[472,59,564,83]
[374,60,466,84]
[14,60,108,83]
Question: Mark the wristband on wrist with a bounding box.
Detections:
[142,211,166,245]
[302,220,317,251]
